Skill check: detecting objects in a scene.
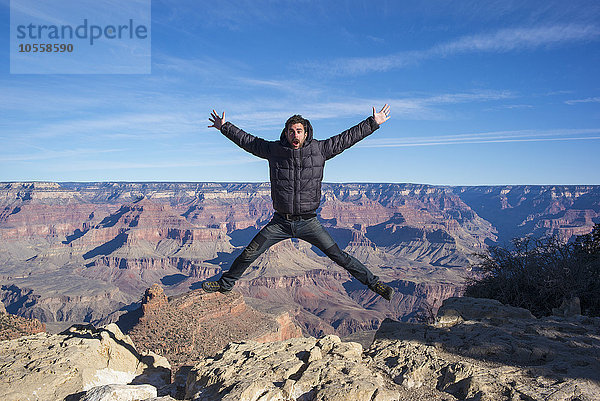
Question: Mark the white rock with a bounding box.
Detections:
[81,384,157,401]
[84,368,138,391]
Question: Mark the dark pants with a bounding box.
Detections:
[218,213,379,290]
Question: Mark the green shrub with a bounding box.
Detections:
[465,224,600,317]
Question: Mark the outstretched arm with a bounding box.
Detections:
[208,109,271,159]
[321,104,390,160]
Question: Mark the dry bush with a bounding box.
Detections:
[465,224,600,317]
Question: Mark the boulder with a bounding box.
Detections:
[436,296,534,326]
[552,296,582,317]
[0,323,170,401]
[80,384,157,401]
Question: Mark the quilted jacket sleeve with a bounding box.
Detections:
[320,116,379,160]
[220,122,271,159]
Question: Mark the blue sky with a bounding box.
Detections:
[1,0,599,185]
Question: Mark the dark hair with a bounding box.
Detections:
[285,114,308,132]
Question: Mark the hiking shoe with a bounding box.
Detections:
[370,281,394,301]
[201,280,231,294]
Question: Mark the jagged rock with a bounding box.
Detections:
[185,335,399,401]
[369,297,600,400]
[141,284,169,315]
[0,300,5,314]
[184,296,600,401]
[80,384,157,401]
[0,323,170,401]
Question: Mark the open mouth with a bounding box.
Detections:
[293,140,300,146]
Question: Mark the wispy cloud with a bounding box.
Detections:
[303,24,600,76]
[432,24,599,54]
[5,111,201,141]
[565,97,600,105]
[0,148,124,162]
[484,104,534,111]
[43,156,261,172]
[154,0,328,32]
[227,90,512,131]
[416,91,512,105]
[234,78,325,98]
[359,128,600,148]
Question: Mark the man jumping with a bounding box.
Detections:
[202,105,394,301]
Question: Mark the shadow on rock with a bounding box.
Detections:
[368,297,600,400]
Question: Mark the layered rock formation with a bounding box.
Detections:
[0,283,130,324]
[455,185,600,243]
[1,181,598,340]
[73,198,231,295]
[124,284,302,371]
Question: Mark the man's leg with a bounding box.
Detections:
[295,217,393,300]
[207,215,291,292]
[296,217,379,286]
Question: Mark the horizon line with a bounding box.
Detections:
[2,180,600,188]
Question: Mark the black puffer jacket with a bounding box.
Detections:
[220,116,379,214]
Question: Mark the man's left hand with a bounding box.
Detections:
[373,104,391,125]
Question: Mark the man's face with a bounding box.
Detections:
[286,122,307,149]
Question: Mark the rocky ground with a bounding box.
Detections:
[0,296,598,401]
[369,298,600,400]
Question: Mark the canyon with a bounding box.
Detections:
[0,181,598,337]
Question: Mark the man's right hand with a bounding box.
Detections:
[208,109,226,130]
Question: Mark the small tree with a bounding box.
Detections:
[465,224,600,317]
